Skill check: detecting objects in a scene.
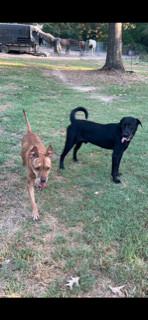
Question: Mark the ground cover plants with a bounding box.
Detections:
[0,55,147,297]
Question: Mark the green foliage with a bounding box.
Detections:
[42,22,148,52]
[122,23,148,52]
[42,22,108,41]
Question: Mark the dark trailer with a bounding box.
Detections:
[0,23,41,54]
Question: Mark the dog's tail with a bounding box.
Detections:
[70,107,88,123]
[23,109,31,133]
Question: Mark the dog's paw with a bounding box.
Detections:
[32,210,39,221]
[117,172,122,177]
[113,178,121,184]
[33,216,39,221]
[59,166,64,170]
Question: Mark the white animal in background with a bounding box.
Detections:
[88,39,97,55]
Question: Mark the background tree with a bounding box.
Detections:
[42,23,108,41]
[102,23,125,71]
[40,22,148,55]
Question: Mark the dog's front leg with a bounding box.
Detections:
[27,180,39,220]
[111,149,123,183]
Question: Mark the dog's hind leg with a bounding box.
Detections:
[73,141,83,162]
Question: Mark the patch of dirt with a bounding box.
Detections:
[71,85,96,93]
[85,277,116,297]
[90,94,114,102]
[85,277,132,297]
[50,69,114,102]
[51,68,147,86]
[48,68,147,104]
[52,69,95,92]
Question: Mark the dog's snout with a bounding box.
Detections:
[123,132,129,137]
[41,177,46,183]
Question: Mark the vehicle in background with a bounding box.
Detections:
[0,23,42,54]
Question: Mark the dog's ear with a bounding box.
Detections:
[119,118,124,127]
[137,119,142,127]
[30,146,39,159]
[46,144,53,159]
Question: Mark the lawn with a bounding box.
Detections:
[0,55,147,297]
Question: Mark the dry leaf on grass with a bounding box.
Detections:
[109,285,128,297]
[66,277,80,290]
[94,191,99,195]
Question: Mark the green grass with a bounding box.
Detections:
[0,56,148,297]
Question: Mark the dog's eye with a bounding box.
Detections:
[35,166,40,171]
[45,167,50,171]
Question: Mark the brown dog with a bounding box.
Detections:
[21,110,53,220]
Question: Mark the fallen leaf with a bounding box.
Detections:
[66,277,80,290]
[139,115,145,119]
[97,228,103,233]
[109,285,126,297]
[94,190,104,195]
[3,259,11,264]
[123,288,129,297]
[138,189,145,194]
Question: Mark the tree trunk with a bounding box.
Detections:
[102,23,125,72]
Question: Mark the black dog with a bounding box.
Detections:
[59,107,142,183]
